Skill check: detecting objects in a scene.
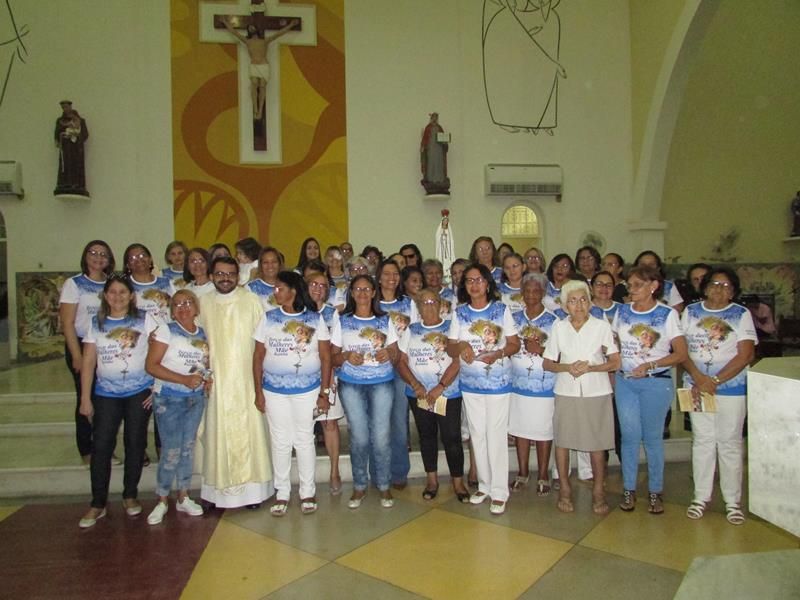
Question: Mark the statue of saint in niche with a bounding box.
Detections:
[420,112,450,195]
[54,100,89,197]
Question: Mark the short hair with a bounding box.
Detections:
[457,263,500,305]
[360,245,383,261]
[164,240,189,265]
[590,270,615,287]
[258,245,284,267]
[182,247,210,283]
[687,262,712,280]
[521,272,549,291]
[123,243,153,275]
[421,258,443,272]
[700,266,742,300]
[560,279,592,307]
[626,265,664,300]
[170,289,201,319]
[235,237,261,262]
[80,239,115,276]
[303,259,327,276]
[211,255,239,274]
[603,252,624,268]
[347,256,370,273]
[575,246,601,269]
[634,250,666,278]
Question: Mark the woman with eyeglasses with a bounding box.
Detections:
[398,243,422,268]
[612,265,687,514]
[144,290,210,525]
[499,252,526,313]
[78,275,156,528]
[508,273,557,496]
[183,247,215,298]
[544,253,576,317]
[543,280,620,514]
[448,263,520,515]
[600,253,627,303]
[254,272,332,516]
[681,268,756,525]
[398,289,469,502]
[468,236,502,283]
[306,271,345,494]
[331,275,399,509]
[524,247,546,275]
[324,245,348,301]
[376,260,416,489]
[575,246,601,281]
[60,240,116,466]
[590,271,620,323]
[246,246,283,312]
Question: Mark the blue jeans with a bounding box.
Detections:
[614,374,673,493]
[370,376,411,485]
[338,380,394,491]
[153,392,205,497]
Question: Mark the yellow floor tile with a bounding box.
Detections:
[337,509,573,600]
[181,520,327,600]
[581,502,799,571]
[388,481,458,507]
[0,506,21,522]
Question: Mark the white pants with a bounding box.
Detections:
[551,450,593,480]
[463,391,510,502]
[689,394,746,505]
[263,388,318,501]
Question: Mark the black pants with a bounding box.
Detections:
[90,390,150,508]
[408,395,464,477]
[65,340,94,457]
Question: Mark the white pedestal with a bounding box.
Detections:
[747,357,800,537]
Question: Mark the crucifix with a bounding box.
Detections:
[200,0,316,164]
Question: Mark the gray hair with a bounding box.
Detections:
[421,258,443,272]
[522,272,549,291]
[560,279,591,306]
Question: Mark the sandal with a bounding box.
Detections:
[329,476,342,496]
[510,475,529,492]
[686,500,707,520]
[536,480,551,497]
[455,491,471,504]
[300,498,318,515]
[270,500,289,517]
[557,495,574,513]
[726,504,745,526]
[422,486,439,500]
[648,492,664,515]
[592,495,609,515]
[619,490,636,512]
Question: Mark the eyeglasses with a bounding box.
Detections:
[173,300,195,308]
[593,282,614,289]
[213,271,238,279]
[419,299,438,305]
[350,266,367,273]
[353,286,373,293]
[526,256,542,262]
[308,281,328,289]
[88,250,109,259]
[709,281,732,288]
[554,263,571,271]
[127,253,149,262]
[566,297,589,305]
[464,277,485,285]
[189,258,206,264]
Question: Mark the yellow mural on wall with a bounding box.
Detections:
[170,0,347,256]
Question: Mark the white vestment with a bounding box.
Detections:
[197,287,273,507]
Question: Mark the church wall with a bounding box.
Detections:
[345,0,635,261]
[0,1,174,359]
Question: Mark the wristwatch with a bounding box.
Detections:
[710,375,721,385]
[320,388,331,395]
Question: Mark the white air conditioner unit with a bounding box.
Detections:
[485,163,562,197]
[0,161,24,199]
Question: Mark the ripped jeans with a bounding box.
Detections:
[152,392,205,497]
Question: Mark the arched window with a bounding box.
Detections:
[501,205,541,253]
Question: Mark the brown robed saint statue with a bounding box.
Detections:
[213,1,301,151]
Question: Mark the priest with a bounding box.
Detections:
[197,256,273,508]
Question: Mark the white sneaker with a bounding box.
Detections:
[147,501,168,525]
[176,497,204,517]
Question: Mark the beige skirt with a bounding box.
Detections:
[553,393,614,451]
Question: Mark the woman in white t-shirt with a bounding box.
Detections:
[144,290,210,525]
[254,271,332,517]
[247,246,283,312]
[183,247,215,298]
[59,240,115,465]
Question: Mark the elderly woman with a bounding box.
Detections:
[397,289,469,502]
[681,268,756,525]
[448,263,520,515]
[524,247,546,275]
[332,275,399,509]
[183,247,215,297]
[144,290,210,524]
[543,280,620,514]
[60,240,115,465]
[422,258,455,318]
[78,275,156,527]
[509,273,557,495]
[612,265,687,514]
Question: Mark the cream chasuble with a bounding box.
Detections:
[197,287,273,507]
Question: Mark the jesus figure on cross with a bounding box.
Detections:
[222,16,298,120]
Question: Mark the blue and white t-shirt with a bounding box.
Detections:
[153,322,209,396]
[161,267,187,289]
[490,266,503,284]
[332,313,397,385]
[662,279,684,308]
[253,308,330,394]
[130,275,175,325]
[438,287,456,320]
[510,307,557,397]
[499,282,525,313]
[681,302,757,395]
[590,302,620,324]
[399,320,459,398]
[544,281,563,314]
[448,301,517,394]
[318,303,339,333]
[380,296,417,338]
[84,310,155,397]
[246,279,279,313]
[612,303,683,374]
[58,274,104,338]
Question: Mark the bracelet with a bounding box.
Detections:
[710,375,721,384]
[649,361,657,371]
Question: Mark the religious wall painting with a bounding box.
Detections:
[482,0,566,135]
[0,1,28,109]
[171,0,347,252]
[16,272,72,362]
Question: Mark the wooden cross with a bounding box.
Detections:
[200,0,316,164]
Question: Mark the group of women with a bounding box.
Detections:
[60,235,756,525]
